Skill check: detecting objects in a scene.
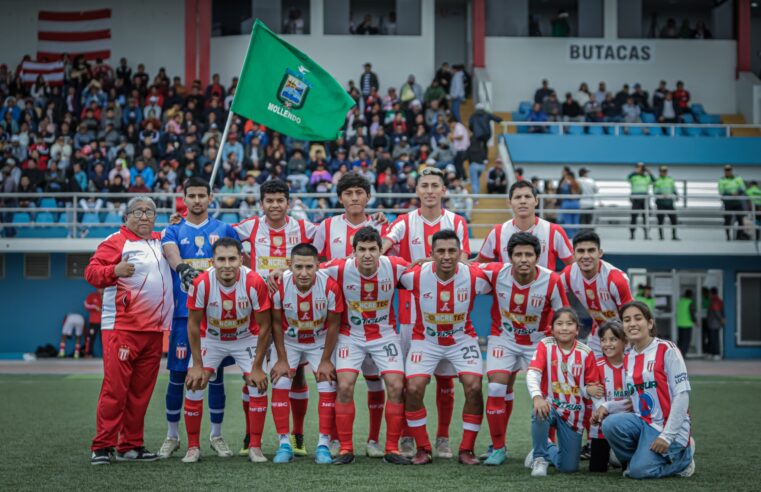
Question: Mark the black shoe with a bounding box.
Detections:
[91,448,112,465]
[580,442,592,460]
[115,446,159,462]
[243,434,250,449]
[673,236,680,241]
[332,452,355,465]
[383,452,411,465]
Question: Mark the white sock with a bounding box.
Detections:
[318,434,331,447]
[279,434,290,445]
[167,421,179,439]
[210,423,222,438]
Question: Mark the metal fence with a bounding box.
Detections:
[499,120,761,137]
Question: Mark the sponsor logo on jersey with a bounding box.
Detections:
[423,292,433,299]
[412,237,422,245]
[410,352,423,363]
[530,295,544,308]
[175,344,187,360]
[456,288,468,302]
[440,291,451,302]
[551,381,581,396]
[222,300,234,319]
[315,298,327,311]
[333,236,342,243]
[338,346,349,359]
[257,236,268,243]
[118,345,130,361]
[638,392,654,417]
[628,381,657,392]
[180,237,190,245]
[674,372,689,384]
[498,292,507,299]
[194,236,205,255]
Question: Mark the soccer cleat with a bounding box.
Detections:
[332,451,355,465]
[479,444,494,461]
[90,448,112,465]
[248,447,268,463]
[58,349,65,358]
[181,447,201,463]
[531,457,549,477]
[329,439,341,458]
[315,445,334,464]
[273,443,294,464]
[483,447,507,466]
[290,433,307,457]
[411,449,433,465]
[157,437,180,459]
[458,450,480,465]
[580,442,591,460]
[210,436,233,458]
[115,447,159,462]
[524,449,534,469]
[365,440,385,458]
[383,452,411,465]
[238,434,250,457]
[678,459,695,478]
[399,437,415,458]
[434,437,453,459]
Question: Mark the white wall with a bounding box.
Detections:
[736,72,761,125]
[0,0,185,80]
[485,37,737,114]
[212,0,436,95]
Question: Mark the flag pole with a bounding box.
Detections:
[208,111,234,188]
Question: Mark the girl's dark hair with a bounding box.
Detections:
[551,307,580,328]
[619,301,656,336]
[598,320,626,342]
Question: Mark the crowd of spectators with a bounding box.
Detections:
[0,56,494,225]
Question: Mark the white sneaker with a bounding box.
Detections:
[678,459,695,478]
[434,437,453,458]
[329,440,341,458]
[158,437,180,459]
[210,436,233,458]
[531,457,548,477]
[524,449,534,469]
[366,440,385,458]
[609,449,622,468]
[181,447,201,463]
[399,437,415,458]
[248,447,268,463]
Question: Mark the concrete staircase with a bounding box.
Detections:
[722,114,761,137]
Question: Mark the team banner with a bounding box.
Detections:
[231,19,355,141]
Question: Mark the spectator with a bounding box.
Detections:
[534,79,554,104]
[447,176,472,220]
[128,175,150,193]
[466,141,487,195]
[286,149,309,191]
[399,75,423,107]
[678,19,693,39]
[383,11,397,35]
[557,167,581,237]
[660,18,678,38]
[673,81,691,116]
[359,63,379,102]
[621,97,642,126]
[425,98,445,128]
[594,82,607,103]
[551,10,571,37]
[424,79,447,107]
[284,8,305,34]
[575,82,591,107]
[652,80,668,113]
[130,158,155,189]
[693,21,712,39]
[577,167,598,229]
[435,62,452,92]
[632,83,650,112]
[747,180,761,239]
[353,14,379,35]
[218,176,240,209]
[487,164,508,194]
[526,102,549,133]
[561,93,583,122]
[205,73,226,100]
[468,102,502,148]
[657,92,679,125]
[583,94,603,123]
[614,84,630,110]
[448,115,470,178]
[429,138,455,170]
[221,132,244,164]
[676,290,697,357]
[449,64,465,122]
[706,288,724,360]
[542,92,561,122]
[601,93,620,122]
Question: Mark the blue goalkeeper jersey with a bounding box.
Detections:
[162,218,238,318]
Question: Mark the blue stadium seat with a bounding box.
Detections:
[548,124,560,134]
[627,126,644,136]
[103,212,122,225]
[567,125,584,135]
[587,125,604,135]
[12,212,32,224]
[518,101,532,114]
[26,212,68,238]
[641,112,656,124]
[691,104,706,116]
[702,127,725,137]
[220,213,239,224]
[81,212,100,225]
[154,213,169,226]
[680,113,695,124]
[88,226,117,238]
[39,198,58,209]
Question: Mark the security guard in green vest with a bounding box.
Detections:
[635,284,656,313]
[628,162,654,240]
[676,289,697,356]
[747,180,761,240]
[718,165,748,240]
[653,166,679,241]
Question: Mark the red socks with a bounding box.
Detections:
[271,388,291,435]
[367,389,385,443]
[384,402,404,453]
[405,408,431,452]
[241,386,250,434]
[184,397,203,449]
[486,395,507,450]
[435,375,455,438]
[289,386,309,435]
[249,394,268,448]
[318,391,336,438]
[335,401,355,453]
[460,412,482,452]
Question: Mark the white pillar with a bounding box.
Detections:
[604,0,617,39]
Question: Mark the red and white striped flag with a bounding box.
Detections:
[20,60,65,86]
[37,9,112,62]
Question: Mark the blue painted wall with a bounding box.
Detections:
[502,134,761,165]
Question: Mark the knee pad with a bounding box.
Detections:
[487,382,507,398]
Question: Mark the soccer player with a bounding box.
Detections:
[83,288,103,357]
[312,172,390,458]
[58,312,85,358]
[600,302,695,479]
[525,308,599,477]
[476,180,573,269]
[478,233,569,466]
[183,238,273,463]
[250,243,343,465]
[234,178,316,455]
[382,167,471,458]
[321,227,409,465]
[560,231,633,358]
[158,177,240,459]
[399,230,490,465]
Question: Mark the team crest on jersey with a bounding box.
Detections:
[194,236,205,255]
[380,280,392,292]
[364,283,375,292]
[209,234,219,245]
[175,344,187,360]
[492,346,505,359]
[514,293,525,305]
[440,291,451,302]
[410,352,423,363]
[118,345,130,361]
[272,236,283,247]
[299,302,310,312]
[223,300,234,311]
[571,363,583,378]
[600,291,611,301]
[338,346,349,359]
[586,289,596,300]
[288,232,300,245]
[457,288,468,302]
[530,295,544,308]
[237,298,250,310]
[647,359,655,372]
[315,298,327,311]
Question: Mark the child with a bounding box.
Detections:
[525,308,599,477]
[589,320,632,472]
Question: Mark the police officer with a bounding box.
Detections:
[653,166,679,240]
[718,165,748,240]
[676,289,697,357]
[627,162,654,240]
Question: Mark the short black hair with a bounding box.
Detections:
[508,180,537,199]
[572,230,601,249]
[260,179,290,201]
[291,243,319,259]
[184,177,210,195]
[337,172,371,198]
[431,229,460,249]
[507,232,540,258]
[352,226,382,249]
[212,237,243,255]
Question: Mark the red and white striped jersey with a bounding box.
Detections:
[480,263,568,345]
[479,218,573,269]
[561,261,633,348]
[384,208,471,325]
[322,256,409,342]
[399,263,491,346]
[528,338,599,433]
[273,270,344,345]
[312,214,387,260]
[187,266,271,340]
[589,357,630,439]
[624,338,691,446]
[233,216,316,278]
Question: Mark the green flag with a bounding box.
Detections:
[231,20,355,141]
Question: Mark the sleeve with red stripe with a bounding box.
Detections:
[84,232,124,288]
[383,215,406,246]
[551,223,574,264]
[455,214,471,256]
[608,269,634,307]
[528,340,547,371]
[247,271,272,312]
[187,273,207,311]
[326,277,344,313]
[550,272,570,308]
[478,225,499,260]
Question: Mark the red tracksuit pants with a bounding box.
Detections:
[91,330,163,452]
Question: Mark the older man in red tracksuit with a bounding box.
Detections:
[85,197,173,465]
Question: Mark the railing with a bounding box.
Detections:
[498,120,761,137]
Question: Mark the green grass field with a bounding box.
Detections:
[2,373,758,491]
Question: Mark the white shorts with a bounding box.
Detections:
[336,334,405,376]
[400,324,456,377]
[285,339,333,374]
[486,336,536,376]
[405,338,483,379]
[201,336,257,375]
[61,313,85,337]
